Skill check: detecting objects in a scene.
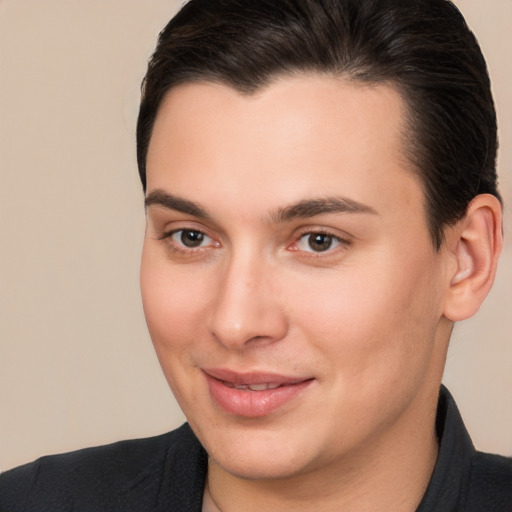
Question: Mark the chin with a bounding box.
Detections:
[194,420,321,481]
[211,449,311,481]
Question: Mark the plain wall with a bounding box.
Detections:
[1,0,511,472]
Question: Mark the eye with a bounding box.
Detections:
[169,229,215,249]
[296,232,343,253]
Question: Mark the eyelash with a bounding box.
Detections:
[159,228,351,257]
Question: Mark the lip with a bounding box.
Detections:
[202,368,314,418]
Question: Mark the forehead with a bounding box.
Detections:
[149,75,410,163]
[146,75,424,227]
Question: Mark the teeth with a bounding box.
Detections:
[225,382,281,391]
[248,384,268,391]
[260,383,281,390]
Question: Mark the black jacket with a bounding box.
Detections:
[1,387,511,511]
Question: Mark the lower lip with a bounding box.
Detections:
[204,373,313,418]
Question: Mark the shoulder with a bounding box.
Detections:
[466,450,512,511]
[421,386,512,511]
[0,423,207,512]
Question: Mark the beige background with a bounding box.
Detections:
[0,0,511,472]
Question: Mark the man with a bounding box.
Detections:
[1,0,510,510]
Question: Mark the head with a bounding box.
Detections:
[137,0,501,249]
[137,0,503,492]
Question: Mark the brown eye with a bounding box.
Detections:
[308,234,333,252]
[179,230,205,248]
[296,232,343,253]
[163,228,219,254]
[167,229,212,249]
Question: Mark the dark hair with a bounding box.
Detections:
[137,0,501,248]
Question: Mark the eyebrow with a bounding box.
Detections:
[144,189,377,222]
[145,189,211,219]
[268,197,378,223]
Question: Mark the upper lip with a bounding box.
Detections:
[202,368,312,386]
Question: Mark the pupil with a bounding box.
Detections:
[309,234,332,252]
[181,230,204,248]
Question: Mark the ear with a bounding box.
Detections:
[443,194,503,322]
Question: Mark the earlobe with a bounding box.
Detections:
[443,194,503,322]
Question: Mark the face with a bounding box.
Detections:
[141,75,453,481]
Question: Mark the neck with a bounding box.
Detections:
[203,388,440,512]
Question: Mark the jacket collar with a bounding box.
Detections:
[415,385,474,511]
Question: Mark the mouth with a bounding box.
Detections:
[202,368,314,418]
[223,382,282,391]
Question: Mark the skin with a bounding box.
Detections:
[140,75,497,511]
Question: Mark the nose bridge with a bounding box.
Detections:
[208,245,287,349]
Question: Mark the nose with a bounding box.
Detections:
[207,251,288,350]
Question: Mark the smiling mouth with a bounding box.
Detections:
[203,369,314,417]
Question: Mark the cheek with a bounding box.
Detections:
[289,258,443,436]
[140,247,217,411]
[140,247,211,358]
[290,252,442,380]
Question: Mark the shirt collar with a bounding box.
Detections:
[415,385,474,511]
